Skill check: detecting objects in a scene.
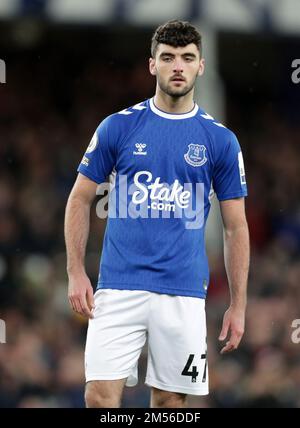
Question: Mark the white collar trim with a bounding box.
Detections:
[149,98,198,120]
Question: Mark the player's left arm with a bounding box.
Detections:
[218,197,250,354]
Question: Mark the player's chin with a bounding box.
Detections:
[166,85,190,97]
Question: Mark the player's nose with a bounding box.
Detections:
[173,59,184,73]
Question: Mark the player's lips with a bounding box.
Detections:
[170,76,186,82]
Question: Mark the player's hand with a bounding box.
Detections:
[218,305,245,354]
[68,271,95,319]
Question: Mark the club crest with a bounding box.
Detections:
[184,144,207,167]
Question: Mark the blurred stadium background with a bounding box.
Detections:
[0,0,300,408]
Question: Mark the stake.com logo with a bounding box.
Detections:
[132,170,190,211]
[96,170,205,229]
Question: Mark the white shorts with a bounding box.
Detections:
[85,289,209,396]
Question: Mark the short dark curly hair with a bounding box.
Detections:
[151,20,202,58]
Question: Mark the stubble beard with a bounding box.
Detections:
[157,74,198,98]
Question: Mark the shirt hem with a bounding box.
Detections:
[97,282,207,299]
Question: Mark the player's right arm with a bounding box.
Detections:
[65,115,118,318]
[64,173,98,319]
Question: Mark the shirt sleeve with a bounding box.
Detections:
[77,116,116,184]
[213,131,248,201]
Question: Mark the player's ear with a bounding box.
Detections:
[149,57,157,76]
[198,58,205,76]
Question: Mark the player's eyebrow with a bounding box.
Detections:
[159,52,197,59]
[182,53,197,58]
[159,52,175,58]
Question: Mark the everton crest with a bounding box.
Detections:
[184,144,207,167]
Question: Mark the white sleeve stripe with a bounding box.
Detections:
[118,109,133,115]
[132,102,147,110]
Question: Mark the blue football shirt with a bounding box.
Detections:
[77,98,247,298]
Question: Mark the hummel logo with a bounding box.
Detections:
[133,143,147,156]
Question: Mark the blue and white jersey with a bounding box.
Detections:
[78,98,247,299]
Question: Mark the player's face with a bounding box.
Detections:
[149,43,205,98]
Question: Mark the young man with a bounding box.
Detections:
[65,20,249,408]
